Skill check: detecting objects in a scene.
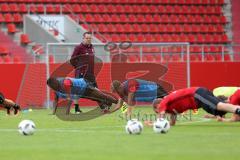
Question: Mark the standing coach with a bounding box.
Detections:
[70,32,99,113]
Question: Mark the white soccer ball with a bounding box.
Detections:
[125,119,143,135]
[18,120,36,136]
[153,118,170,134]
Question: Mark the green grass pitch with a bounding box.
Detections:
[0,107,239,160]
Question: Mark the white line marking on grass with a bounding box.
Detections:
[178,118,211,125]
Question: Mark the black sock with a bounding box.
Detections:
[74,104,80,112]
[235,108,240,115]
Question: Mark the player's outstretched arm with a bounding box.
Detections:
[2,98,21,115]
[170,114,177,126]
[108,99,124,113]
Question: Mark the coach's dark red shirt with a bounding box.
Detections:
[70,43,95,78]
[157,87,199,114]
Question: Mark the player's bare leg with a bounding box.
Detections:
[84,87,118,106]
[217,102,240,115]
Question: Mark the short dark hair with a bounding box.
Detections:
[217,95,228,102]
[152,98,162,113]
[83,32,91,38]
[111,80,121,92]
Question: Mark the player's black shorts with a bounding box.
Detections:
[156,84,168,98]
[0,92,5,104]
[194,87,226,117]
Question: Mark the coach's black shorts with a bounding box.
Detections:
[0,92,5,104]
[156,84,168,98]
[194,87,226,117]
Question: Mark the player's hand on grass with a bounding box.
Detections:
[217,116,224,122]
[144,120,153,127]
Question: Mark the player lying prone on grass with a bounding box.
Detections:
[145,87,240,126]
[204,87,240,122]
[47,77,118,113]
[111,79,168,116]
[0,92,20,115]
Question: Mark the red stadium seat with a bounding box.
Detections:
[215,54,223,61]
[62,4,72,13]
[20,34,31,45]
[94,14,103,23]
[141,24,149,33]
[119,33,128,41]
[137,34,145,42]
[123,5,133,13]
[155,55,162,62]
[89,4,98,13]
[85,14,94,23]
[123,23,133,33]
[200,25,208,33]
[36,4,44,13]
[7,23,19,34]
[13,13,23,23]
[4,13,13,23]
[55,4,61,13]
[111,14,120,23]
[171,54,181,62]
[13,56,21,63]
[106,4,115,13]
[3,55,12,63]
[136,14,145,23]
[19,4,27,13]
[216,25,224,33]
[220,34,229,43]
[128,55,139,63]
[115,24,124,33]
[153,14,160,22]
[204,54,215,61]
[80,4,89,12]
[0,46,9,56]
[0,3,9,12]
[9,3,19,12]
[143,55,155,62]
[145,34,154,42]
[141,5,150,13]
[205,34,213,43]
[119,14,128,23]
[46,4,55,13]
[149,5,157,13]
[102,14,111,23]
[224,54,231,61]
[149,24,158,33]
[115,4,124,13]
[161,15,169,23]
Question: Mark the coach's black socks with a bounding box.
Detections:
[74,104,82,113]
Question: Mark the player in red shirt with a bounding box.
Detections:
[152,87,240,125]
[217,89,240,122]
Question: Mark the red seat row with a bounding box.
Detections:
[0,3,223,14]
[102,33,229,44]
[90,24,224,34]
[0,0,225,5]
[0,13,23,23]
[127,53,231,63]
[80,14,227,24]
[0,55,22,63]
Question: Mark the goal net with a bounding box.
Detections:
[16,42,190,109]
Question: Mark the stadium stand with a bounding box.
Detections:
[0,0,233,63]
